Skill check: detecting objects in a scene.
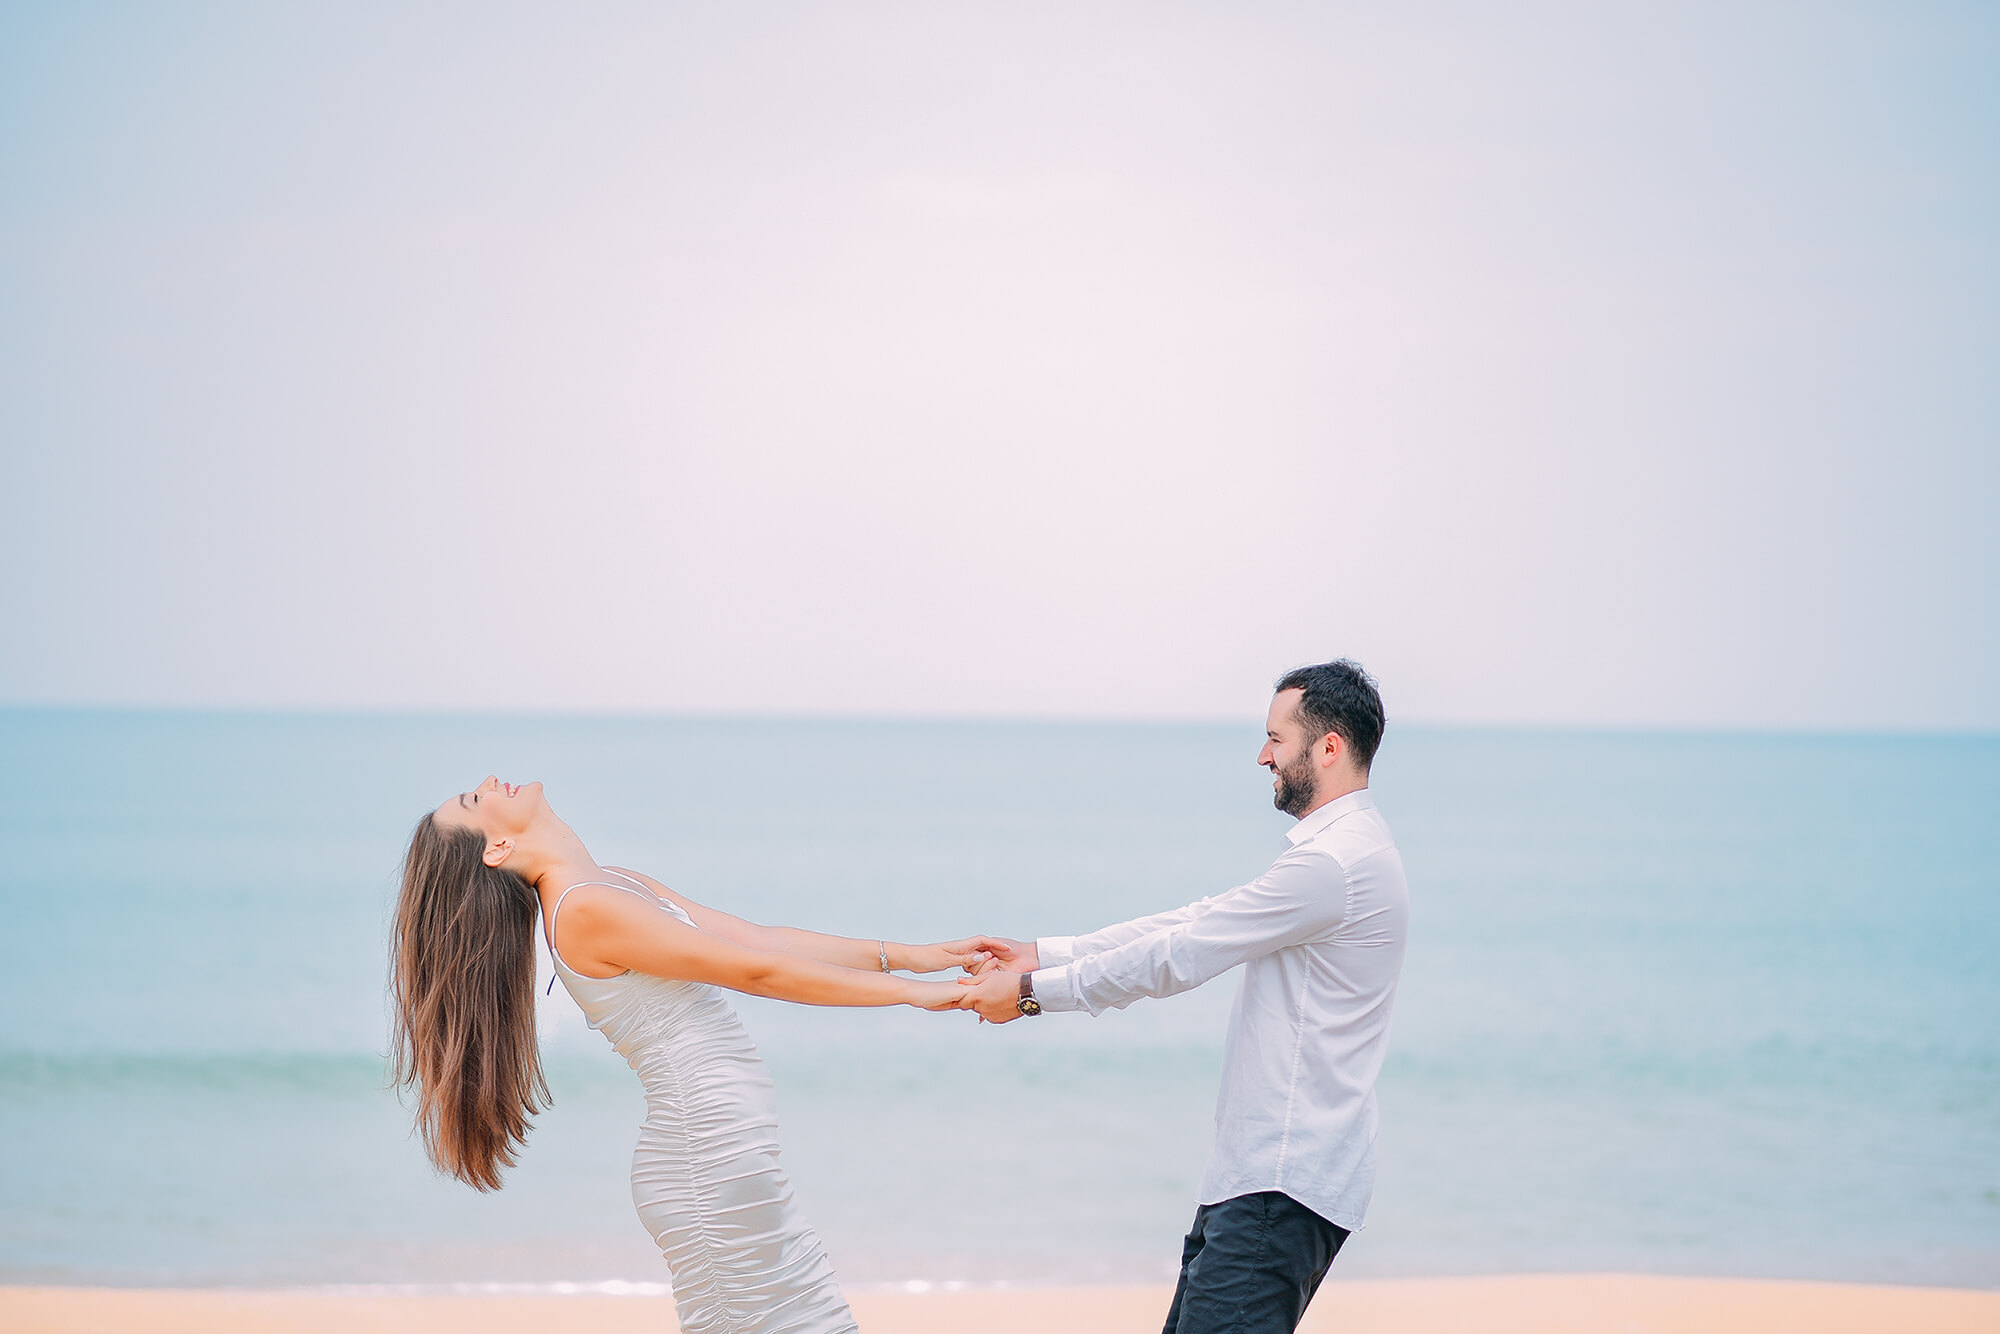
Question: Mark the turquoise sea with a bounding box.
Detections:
[1,711,1995,1290]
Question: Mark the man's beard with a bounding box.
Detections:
[1272,750,1318,817]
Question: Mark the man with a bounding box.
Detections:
[959,660,1409,1334]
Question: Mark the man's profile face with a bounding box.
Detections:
[1260,689,1321,818]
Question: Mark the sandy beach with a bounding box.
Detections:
[6,1275,1996,1334]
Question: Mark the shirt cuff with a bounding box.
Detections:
[1037,935,1077,968]
[1029,964,1083,1013]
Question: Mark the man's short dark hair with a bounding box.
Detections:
[1274,659,1385,771]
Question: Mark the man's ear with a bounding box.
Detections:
[484,838,515,868]
[1318,730,1345,770]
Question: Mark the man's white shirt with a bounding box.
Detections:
[1029,788,1409,1231]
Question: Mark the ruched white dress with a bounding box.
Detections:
[547,870,857,1334]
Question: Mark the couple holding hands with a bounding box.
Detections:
[390,660,1408,1334]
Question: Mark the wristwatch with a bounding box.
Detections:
[1016,971,1042,1017]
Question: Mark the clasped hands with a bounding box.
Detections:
[908,935,1041,1023]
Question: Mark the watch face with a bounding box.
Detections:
[1017,997,1042,1016]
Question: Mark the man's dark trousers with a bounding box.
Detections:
[1162,1191,1349,1334]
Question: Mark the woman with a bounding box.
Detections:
[390,775,981,1334]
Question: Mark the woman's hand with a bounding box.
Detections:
[948,936,1038,975]
[907,979,972,1012]
[898,938,1005,975]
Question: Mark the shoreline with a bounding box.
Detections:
[7,1275,1998,1333]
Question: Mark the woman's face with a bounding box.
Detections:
[434,775,547,842]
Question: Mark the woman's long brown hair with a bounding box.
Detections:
[390,813,550,1191]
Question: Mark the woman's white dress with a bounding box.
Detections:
[547,870,857,1334]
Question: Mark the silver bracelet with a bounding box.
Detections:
[878,940,891,973]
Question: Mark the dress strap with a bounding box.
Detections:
[598,866,653,895]
[602,866,698,926]
[546,877,658,976]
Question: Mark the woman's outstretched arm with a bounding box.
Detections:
[604,865,987,974]
[559,884,969,1010]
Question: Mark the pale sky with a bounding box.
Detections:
[3,3,1995,728]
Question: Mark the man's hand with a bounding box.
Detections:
[957,969,1027,1023]
[954,936,1039,976]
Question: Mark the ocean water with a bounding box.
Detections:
[0,711,1994,1290]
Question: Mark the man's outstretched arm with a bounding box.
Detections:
[961,898,1222,976]
[961,847,1348,1021]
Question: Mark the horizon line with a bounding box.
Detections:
[0,700,1994,741]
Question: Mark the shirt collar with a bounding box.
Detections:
[1284,787,1375,845]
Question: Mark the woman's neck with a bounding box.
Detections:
[536,856,608,894]
[516,819,602,893]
